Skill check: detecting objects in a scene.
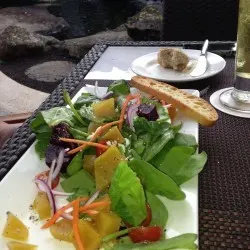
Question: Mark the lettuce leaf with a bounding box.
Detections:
[109,161,147,226]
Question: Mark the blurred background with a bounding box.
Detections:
[0,0,163,93]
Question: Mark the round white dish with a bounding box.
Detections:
[130,49,226,82]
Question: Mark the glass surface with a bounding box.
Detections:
[219,0,250,112]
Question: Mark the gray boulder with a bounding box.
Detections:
[0,6,70,39]
[0,26,61,60]
[64,30,131,58]
[125,5,163,41]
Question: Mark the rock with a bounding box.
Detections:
[64,30,131,58]
[25,61,75,82]
[125,5,163,41]
[0,6,70,39]
[0,26,61,60]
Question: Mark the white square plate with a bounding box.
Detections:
[0,86,199,249]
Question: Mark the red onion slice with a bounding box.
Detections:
[126,104,139,130]
[61,213,73,220]
[52,149,65,180]
[52,190,74,196]
[34,179,56,215]
[85,190,100,206]
[95,80,113,99]
[47,159,56,189]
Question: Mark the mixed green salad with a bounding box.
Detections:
[2,80,207,250]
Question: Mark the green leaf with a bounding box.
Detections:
[158,147,207,185]
[109,161,147,226]
[129,160,185,200]
[74,92,99,109]
[63,90,87,126]
[134,117,170,136]
[34,139,50,159]
[108,80,130,96]
[142,129,174,162]
[150,133,198,168]
[113,233,198,250]
[69,127,89,140]
[146,191,168,227]
[66,151,84,176]
[41,107,76,127]
[67,188,90,202]
[61,169,95,193]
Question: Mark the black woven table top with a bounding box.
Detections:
[0,41,249,249]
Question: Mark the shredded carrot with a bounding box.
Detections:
[41,197,88,229]
[119,94,141,130]
[60,138,109,150]
[79,201,110,213]
[67,120,122,155]
[73,199,84,250]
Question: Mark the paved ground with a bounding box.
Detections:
[0,71,49,116]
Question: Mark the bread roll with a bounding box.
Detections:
[158,48,189,71]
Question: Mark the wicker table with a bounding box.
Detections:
[0,41,249,250]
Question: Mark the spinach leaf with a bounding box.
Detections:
[134,117,170,136]
[129,160,185,200]
[63,90,87,126]
[146,191,168,227]
[158,147,207,185]
[31,115,52,158]
[142,129,174,162]
[66,151,84,176]
[67,188,89,202]
[108,80,130,96]
[150,133,198,168]
[113,233,198,250]
[61,169,95,193]
[74,92,99,109]
[109,161,147,226]
[69,127,89,140]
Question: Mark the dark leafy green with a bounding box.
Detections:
[109,161,147,226]
[67,188,89,202]
[74,92,99,109]
[68,127,89,140]
[129,160,185,200]
[63,90,87,126]
[142,129,174,162]
[158,147,207,185]
[146,191,168,227]
[66,151,83,176]
[61,169,95,193]
[108,80,130,96]
[150,133,198,168]
[113,233,198,250]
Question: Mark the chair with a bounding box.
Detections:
[162,0,238,41]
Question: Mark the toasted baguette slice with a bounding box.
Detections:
[131,76,218,127]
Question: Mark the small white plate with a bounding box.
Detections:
[130,49,226,82]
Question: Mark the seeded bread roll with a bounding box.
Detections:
[158,48,189,71]
[131,76,218,127]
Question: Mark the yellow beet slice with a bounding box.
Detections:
[83,155,96,177]
[7,241,37,250]
[94,146,122,190]
[76,220,101,250]
[33,192,51,220]
[92,98,116,118]
[95,211,121,237]
[102,126,124,143]
[2,212,29,241]
[50,219,74,243]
